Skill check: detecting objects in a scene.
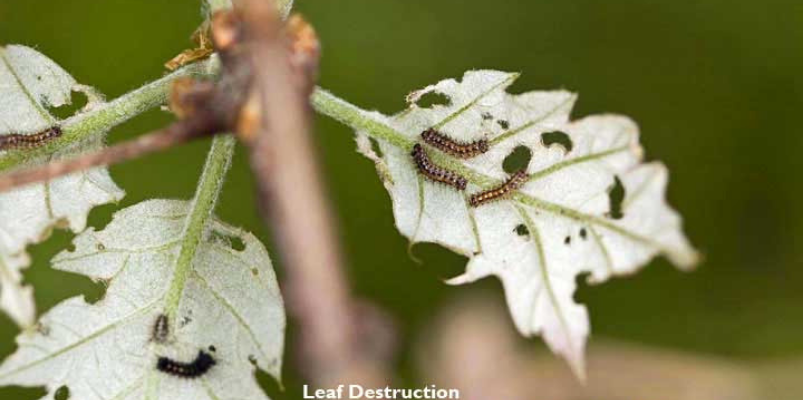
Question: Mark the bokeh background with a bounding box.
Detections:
[1,0,801,398]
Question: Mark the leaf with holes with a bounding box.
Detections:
[325,70,699,379]
[0,199,285,400]
[0,45,125,328]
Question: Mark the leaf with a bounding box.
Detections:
[0,45,125,327]
[0,199,285,400]
[348,70,699,379]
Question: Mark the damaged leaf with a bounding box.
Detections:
[0,199,285,400]
[0,45,125,327]
[332,70,699,379]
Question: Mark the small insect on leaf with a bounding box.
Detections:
[411,143,467,191]
[339,70,699,380]
[421,128,489,159]
[0,126,62,151]
[469,169,529,207]
[156,350,216,379]
[151,314,170,343]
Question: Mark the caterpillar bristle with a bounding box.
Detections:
[156,350,216,378]
[411,144,467,191]
[420,128,488,159]
[0,126,62,151]
[469,169,529,207]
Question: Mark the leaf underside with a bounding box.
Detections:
[0,200,285,400]
[355,70,699,379]
[0,45,124,327]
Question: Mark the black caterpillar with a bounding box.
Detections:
[420,128,489,158]
[469,169,529,207]
[411,143,467,190]
[0,126,62,151]
[156,350,216,378]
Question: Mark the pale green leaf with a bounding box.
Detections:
[317,70,699,379]
[0,199,284,400]
[0,45,125,327]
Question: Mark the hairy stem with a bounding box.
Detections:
[163,134,236,318]
[311,88,413,149]
[0,57,220,172]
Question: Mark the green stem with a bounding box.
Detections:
[0,57,220,172]
[163,134,236,318]
[311,88,414,149]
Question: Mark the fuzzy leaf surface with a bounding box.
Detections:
[0,199,285,400]
[347,70,698,378]
[0,45,124,327]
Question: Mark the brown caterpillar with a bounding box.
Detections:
[421,128,489,158]
[411,143,467,190]
[156,350,216,378]
[469,169,529,207]
[0,126,62,151]
[151,314,170,343]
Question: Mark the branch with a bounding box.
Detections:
[227,0,383,385]
[0,115,221,192]
[0,57,220,172]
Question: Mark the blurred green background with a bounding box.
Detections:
[1,0,801,398]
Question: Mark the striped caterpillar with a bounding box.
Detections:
[156,350,216,378]
[420,128,488,158]
[0,126,62,151]
[151,314,170,343]
[411,143,467,190]
[469,169,529,207]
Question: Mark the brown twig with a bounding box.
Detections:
[228,0,370,385]
[0,115,220,192]
[0,0,395,386]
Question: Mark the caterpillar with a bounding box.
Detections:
[0,126,62,151]
[151,314,170,343]
[469,169,529,207]
[411,143,467,191]
[156,350,216,378]
[420,128,488,158]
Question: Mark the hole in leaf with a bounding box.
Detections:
[415,91,451,108]
[579,228,588,240]
[481,112,494,121]
[211,230,246,251]
[369,137,384,158]
[607,176,626,220]
[541,131,573,153]
[497,119,510,130]
[514,224,530,237]
[251,268,259,276]
[503,146,532,174]
[48,90,88,120]
[564,236,572,245]
[229,236,245,251]
[208,345,217,353]
[54,386,70,400]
